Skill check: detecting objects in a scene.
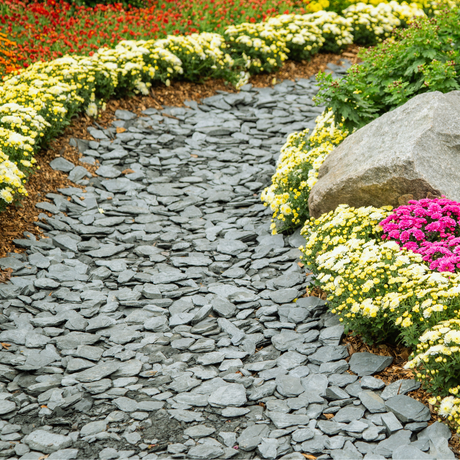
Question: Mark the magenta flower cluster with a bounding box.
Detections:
[379,198,460,272]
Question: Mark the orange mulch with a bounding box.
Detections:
[0,47,361,261]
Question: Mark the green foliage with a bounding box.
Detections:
[315,8,460,131]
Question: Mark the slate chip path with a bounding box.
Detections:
[0,63,455,460]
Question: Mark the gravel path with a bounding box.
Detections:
[0,61,454,460]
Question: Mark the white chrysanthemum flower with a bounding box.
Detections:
[86,103,98,117]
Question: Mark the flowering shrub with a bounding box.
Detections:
[300,204,391,270]
[261,110,349,233]
[420,0,460,16]
[306,11,354,52]
[300,204,460,345]
[0,33,19,75]
[406,318,460,396]
[343,1,423,46]
[0,150,28,209]
[154,33,236,82]
[224,23,289,73]
[304,0,457,16]
[112,40,183,87]
[429,395,460,432]
[265,14,325,60]
[380,198,460,273]
[0,0,305,71]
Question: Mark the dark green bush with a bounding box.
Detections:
[315,8,460,131]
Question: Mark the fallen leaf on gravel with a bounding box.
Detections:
[0,268,12,283]
[324,413,334,419]
[302,454,317,459]
[122,169,135,174]
[116,127,126,133]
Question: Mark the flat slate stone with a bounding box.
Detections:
[392,445,435,460]
[380,379,420,400]
[208,383,247,407]
[50,157,75,173]
[24,430,72,454]
[359,390,386,413]
[238,424,270,451]
[267,411,311,429]
[72,361,120,383]
[385,395,431,423]
[334,405,365,423]
[349,352,393,376]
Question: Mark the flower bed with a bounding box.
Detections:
[1,0,453,72]
[261,109,349,233]
[0,0,304,71]
[380,198,460,272]
[299,200,460,432]
[315,7,460,130]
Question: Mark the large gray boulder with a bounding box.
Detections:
[308,91,460,217]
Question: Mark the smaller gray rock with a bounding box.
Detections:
[24,430,72,453]
[238,424,270,451]
[269,289,298,304]
[81,420,107,437]
[212,297,236,318]
[258,437,278,459]
[392,445,435,460]
[50,157,75,173]
[360,376,385,390]
[276,375,304,397]
[418,421,451,442]
[359,390,386,413]
[267,411,310,429]
[349,352,393,376]
[292,428,314,443]
[184,425,216,438]
[381,411,403,435]
[208,383,247,407]
[0,400,16,415]
[385,395,430,423]
[380,379,420,400]
[187,444,223,460]
[334,405,365,423]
